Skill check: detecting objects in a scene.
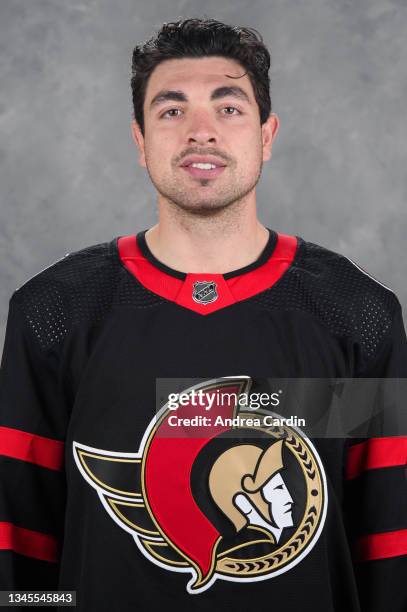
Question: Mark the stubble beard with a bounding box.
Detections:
[147,163,264,217]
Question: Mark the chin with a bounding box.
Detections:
[174,200,234,216]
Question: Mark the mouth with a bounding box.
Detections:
[179,156,227,180]
[180,164,226,179]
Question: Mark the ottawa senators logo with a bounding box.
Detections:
[73,376,328,594]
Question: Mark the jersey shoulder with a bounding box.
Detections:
[294,234,399,310]
[14,237,114,294]
[257,234,402,371]
[10,237,161,351]
[297,235,396,290]
[297,236,401,367]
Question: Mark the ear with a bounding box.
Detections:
[262,113,280,162]
[131,119,146,168]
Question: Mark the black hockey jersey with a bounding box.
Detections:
[1,227,406,611]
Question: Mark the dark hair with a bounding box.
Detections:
[131,17,272,136]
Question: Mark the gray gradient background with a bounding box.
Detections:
[1,0,406,353]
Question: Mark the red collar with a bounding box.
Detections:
[117,231,298,315]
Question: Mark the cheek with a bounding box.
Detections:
[236,132,263,163]
[144,137,171,168]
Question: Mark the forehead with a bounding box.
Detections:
[145,56,254,102]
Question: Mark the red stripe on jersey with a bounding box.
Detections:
[353,528,407,562]
[345,437,407,480]
[0,521,59,562]
[118,232,298,315]
[145,382,240,579]
[0,426,64,471]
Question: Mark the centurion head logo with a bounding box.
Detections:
[73,376,328,594]
[209,439,294,545]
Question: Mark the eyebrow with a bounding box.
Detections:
[149,86,251,109]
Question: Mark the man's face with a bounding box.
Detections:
[131,56,279,215]
[262,472,294,529]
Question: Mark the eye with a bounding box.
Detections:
[221,106,241,116]
[273,485,284,490]
[161,108,183,118]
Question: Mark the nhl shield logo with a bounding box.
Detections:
[192,280,218,304]
[73,376,328,595]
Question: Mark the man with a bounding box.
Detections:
[1,17,406,611]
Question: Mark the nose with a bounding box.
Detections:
[185,110,218,145]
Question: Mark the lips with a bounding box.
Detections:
[179,155,227,180]
[181,165,226,179]
[180,155,226,168]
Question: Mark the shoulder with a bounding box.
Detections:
[259,233,402,370]
[10,237,119,350]
[14,237,115,296]
[293,234,399,309]
[297,235,401,362]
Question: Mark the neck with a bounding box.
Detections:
[144,204,270,275]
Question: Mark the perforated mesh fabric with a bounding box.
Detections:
[251,237,397,373]
[12,239,165,352]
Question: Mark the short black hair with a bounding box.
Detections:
[131,17,272,136]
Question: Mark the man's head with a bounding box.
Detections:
[130,18,279,216]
